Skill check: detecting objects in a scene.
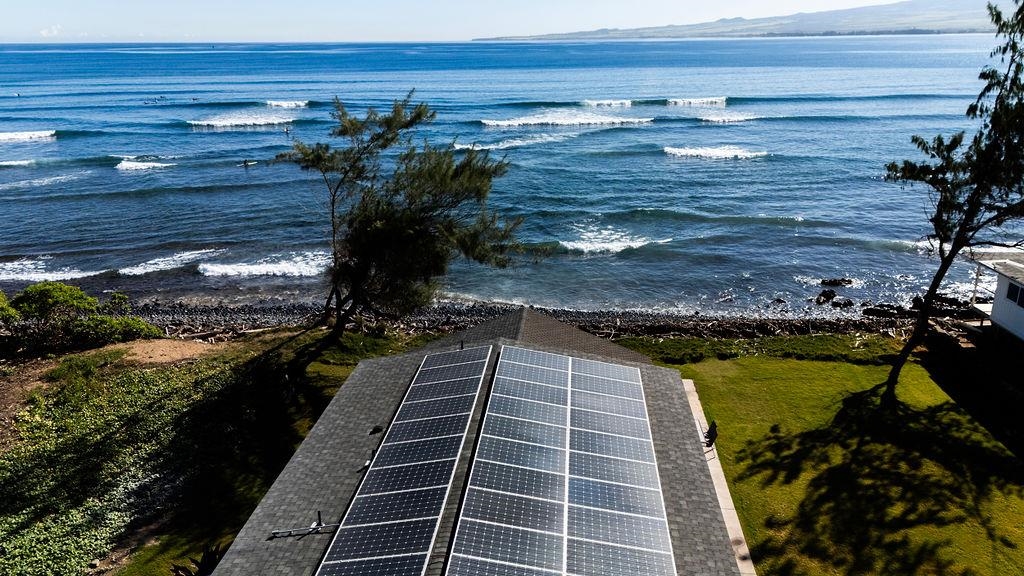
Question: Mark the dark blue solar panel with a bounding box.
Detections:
[571,408,651,440]
[385,413,470,443]
[570,358,641,383]
[570,429,655,462]
[461,487,565,533]
[319,554,427,576]
[483,415,566,448]
[568,505,672,552]
[420,346,490,369]
[500,347,570,371]
[569,478,665,518]
[497,362,569,387]
[344,487,449,526]
[447,555,558,576]
[571,373,645,400]
[487,394,566,426]
[405,377,481,402]
[415,360,489,384]
[569,451,661,489]
[476,435,565,473]
[373,435,463,467]
[360,459,455,495]
[454,520,564,571]
[470,460,565,501]
[491,377,567,406]
[395,394,476,422]
[323,519,437,562]
[567,538,676,576]
[571,390,647,419]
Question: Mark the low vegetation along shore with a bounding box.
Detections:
[1,287,1021,575]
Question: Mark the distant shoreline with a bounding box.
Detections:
[475,29,992,42]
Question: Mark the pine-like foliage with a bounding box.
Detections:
[281,94,520,331]
[884,1,1024,396]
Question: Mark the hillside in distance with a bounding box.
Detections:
[479,0,994,40]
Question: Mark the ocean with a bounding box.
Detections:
[0,36,1013,315]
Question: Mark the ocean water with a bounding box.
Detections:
[0,37,1014,315]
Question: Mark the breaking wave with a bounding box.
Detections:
[454,133,576,151]
[119,249,226,276]
[699,113,760,124]
[188,110,296,128]
[581,99,632,108]
[664,146,768,160]
[198,251,330,277]
[0,256,100,282]
[0,160,35,168]
[0,130,57,142]
[559,224,672,254]
[481,111,653,127]
[116,159,176,171]
[266,100,309,108]
[668,97,728,107]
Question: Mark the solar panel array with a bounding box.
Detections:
[446,345,677,576]
[315,346,492,576]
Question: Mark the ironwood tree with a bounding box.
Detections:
[884,1,1024,401]
[281,94,520,333]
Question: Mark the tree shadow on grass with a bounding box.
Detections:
[736,387,1024,576]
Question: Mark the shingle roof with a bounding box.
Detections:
[214,308,739,576]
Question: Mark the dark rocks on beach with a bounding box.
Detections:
[815,289,838,305]
[821,278,855,287]
[130,299,915,341]
[831,298,855,309]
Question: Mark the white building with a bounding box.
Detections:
[971,251,1024,341]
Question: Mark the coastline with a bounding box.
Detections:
[131,297,921,340]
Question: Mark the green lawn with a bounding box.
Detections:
[656,347,1024,576]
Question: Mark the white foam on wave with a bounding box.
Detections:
[119,249,226,276]
[0,130,56,142]
[582,99,632,108]
[0,160,35,167]
[669,97,727,107]
[664,146,768,160]
[560,224,672,254]
[0,256,100,282]
[188,110,295,128]
[266,100,309,108]
[198,251,330,277]
[454,133,576,151]
[0,171,89,191]
[482,111,653,127]
[116,159,176,171]
[700,113,759,124]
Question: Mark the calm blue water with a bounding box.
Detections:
[0,37,1010,314]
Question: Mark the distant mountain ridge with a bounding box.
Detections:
[477,0,994,41]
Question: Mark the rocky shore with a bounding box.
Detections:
[132,298,929,341]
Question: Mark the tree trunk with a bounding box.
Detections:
[883,249,960,405]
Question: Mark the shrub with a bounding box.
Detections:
[69,316,163,349]
[0,290,19,329]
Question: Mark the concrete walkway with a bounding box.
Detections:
[683,379,758,576]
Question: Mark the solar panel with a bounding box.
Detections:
[445,345,677,576]
[315,346,492,576]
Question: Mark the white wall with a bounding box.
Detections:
[991,275,1024,341]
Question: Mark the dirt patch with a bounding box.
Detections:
[114,338,228,365]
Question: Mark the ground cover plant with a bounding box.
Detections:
[0,327,430,576]
[619,334,1024,575]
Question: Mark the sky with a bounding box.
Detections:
[0,0,904,42]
